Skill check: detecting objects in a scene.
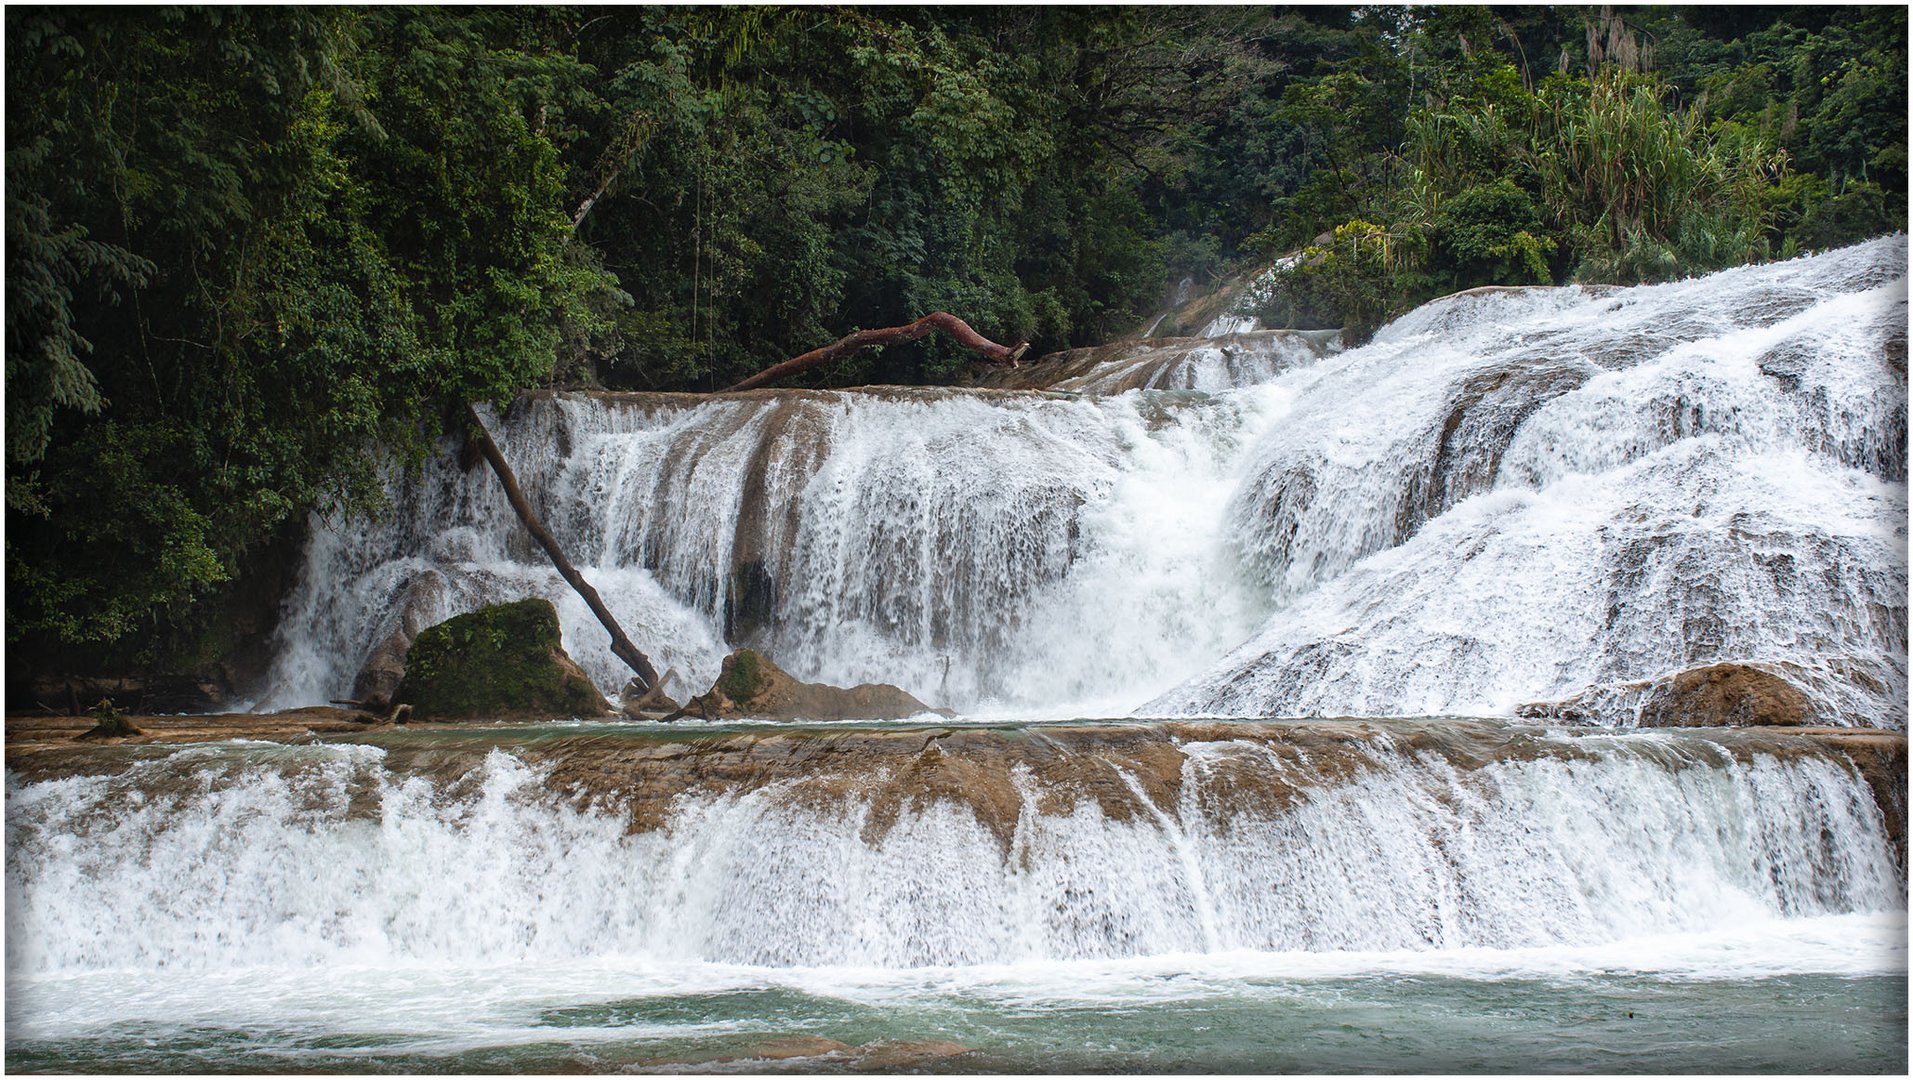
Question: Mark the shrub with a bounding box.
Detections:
[1433,179,1559,286]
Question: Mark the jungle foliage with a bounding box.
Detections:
[1252,6,1906,336]
[6,6,1906,674]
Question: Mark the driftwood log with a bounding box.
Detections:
[462,403,662,693]
[723,312,1030,392]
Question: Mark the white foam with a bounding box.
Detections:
[8,732,1899,975]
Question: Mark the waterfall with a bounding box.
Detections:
[1155,239,1907,721]
[260,384,1302,715]
[7,729,1900,973]
[258,238,1906,725]
[9,243,1907,1073]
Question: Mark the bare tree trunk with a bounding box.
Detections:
[723,312,1031,393]
[463,403,662,691]
[570,110,656,235]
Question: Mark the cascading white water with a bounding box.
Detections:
[261,382,1305,715]
[258,238,1905,725]
[6,735,1899,973]
[9,243,1908,1074]
[1020,329,1340,394]
[1154,238,1908,721]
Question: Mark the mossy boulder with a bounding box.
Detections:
[393,599,610,721]
[668,649,945,722]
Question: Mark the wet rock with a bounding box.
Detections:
[393,599,611,721]
[722,1035,851,1062]
[666,649,944,723]
[1513,694,1603,723]
[637,1035,852,1069]
[6,706,382,780]
[351,627,412,713]
[971,330,1334,394]
[1636,663,1819,728]
[11,714,1901,890]
[849,1039,973,1070]
[1807,729,1908,871]
[350,572,445,711]
[1395,355,1596,537]
[1519,663,1821,728]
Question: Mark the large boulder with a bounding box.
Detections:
[351,627,412,712]
[1517,662,1820,728]
[393,599,611,721]
[1635,663,1818,728]
[667,649,944,722]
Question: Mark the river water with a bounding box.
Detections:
[6,718,1907,1072]
[7,240,1909,1072]
[8,944,1906,1072]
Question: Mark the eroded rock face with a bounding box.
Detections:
[1819,729,1909,871]
[351,628,412,711]
[393,599,611,721]
[667,649,941,723]
[489,720,1571,855]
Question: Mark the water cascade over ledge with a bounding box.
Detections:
[6,723,1902,973]
[9,240,1908,1074]
[257,239,1907,727]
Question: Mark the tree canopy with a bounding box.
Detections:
[6,5,1905,680]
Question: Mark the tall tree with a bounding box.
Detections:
[6,7,614,666]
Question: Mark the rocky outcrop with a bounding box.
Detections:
[1394,355,1596,538]
[393,599,611,721]
[75,703,141,741]
[666,649,942,722]
[349,572,446,710]
[1636,663,1818,727]
[487,719,1558,853]
[8,714,1902,879]
[350,628,412,712]
[1519,663,1820,728]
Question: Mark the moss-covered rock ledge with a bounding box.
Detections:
[393,599,611,721]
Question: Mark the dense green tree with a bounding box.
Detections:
[1256,5,1901,335]
[5,5,1905,686]
[7,7,612,668]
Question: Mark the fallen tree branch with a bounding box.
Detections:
[627,667,678,712]
[570,110,657,235]
[722,311,1031,392]
[463,403,662,691]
